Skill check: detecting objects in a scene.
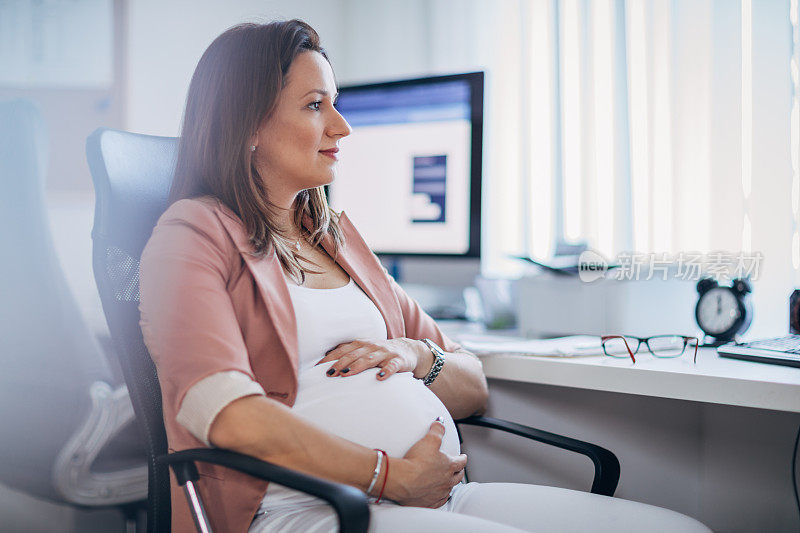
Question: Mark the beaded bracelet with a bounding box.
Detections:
[366,449,385,495]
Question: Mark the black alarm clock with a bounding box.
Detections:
[695,277,753,346]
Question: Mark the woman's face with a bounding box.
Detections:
[253,51,351,199]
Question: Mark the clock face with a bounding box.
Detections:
[696,287,740,335]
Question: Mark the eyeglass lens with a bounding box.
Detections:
[645,335,687,357]
[602,336,640,357]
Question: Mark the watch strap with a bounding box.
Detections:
[421,338,445,386]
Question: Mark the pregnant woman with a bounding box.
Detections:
[139,19,711,533]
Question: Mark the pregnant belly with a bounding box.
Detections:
[260,364,460,510]
[290,363,460,458]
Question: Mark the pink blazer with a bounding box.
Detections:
[139,196,462,533]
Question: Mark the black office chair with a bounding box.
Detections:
[86,127,620,533]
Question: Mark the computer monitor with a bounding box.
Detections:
[330,72,483,258]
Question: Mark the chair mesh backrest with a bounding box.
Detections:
[86,128,177,532]
[106,246,141,302]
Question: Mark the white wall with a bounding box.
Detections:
[124,0,496,136]
[125,0,347,136]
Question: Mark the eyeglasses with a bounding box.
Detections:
[600,335,699,364]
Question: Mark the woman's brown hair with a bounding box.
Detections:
[170,19,343,283]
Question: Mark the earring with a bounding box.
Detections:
[249,145,256,152]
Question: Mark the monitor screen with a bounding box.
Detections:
[330,72,483,257]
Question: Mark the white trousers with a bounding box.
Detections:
[249,482,712,533]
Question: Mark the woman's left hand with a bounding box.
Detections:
[316,338,430,381]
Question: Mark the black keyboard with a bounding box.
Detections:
[717,335,800,368]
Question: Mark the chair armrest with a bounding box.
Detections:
[159,449,369,533]
[455,415,620,496]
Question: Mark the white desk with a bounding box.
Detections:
[438,321,800,532]
[480,348,800,413]
[440,321,800,413]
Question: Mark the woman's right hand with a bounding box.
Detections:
[385,419,468,508]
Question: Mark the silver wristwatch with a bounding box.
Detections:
[421,338,446,386]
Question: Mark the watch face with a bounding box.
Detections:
[696,287,740,335]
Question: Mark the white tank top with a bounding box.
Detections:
[259,277,460,512]
[289,277,388,371]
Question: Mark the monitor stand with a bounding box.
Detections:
[380,256,480,321]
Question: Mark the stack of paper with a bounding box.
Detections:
[459,334,608,357]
